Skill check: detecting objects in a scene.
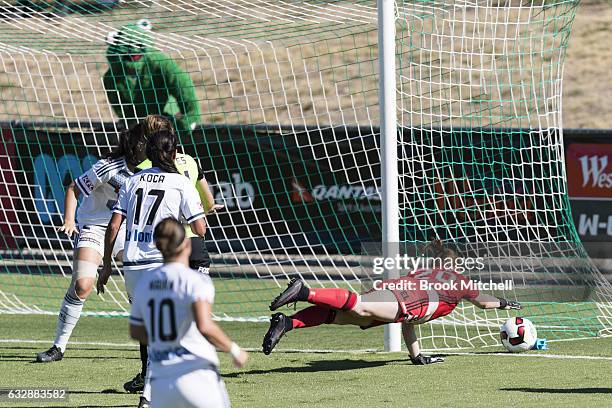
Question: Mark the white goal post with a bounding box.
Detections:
[378,0,401,352]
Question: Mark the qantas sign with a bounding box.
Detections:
[289,178,380,204]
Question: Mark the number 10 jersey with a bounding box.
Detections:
[129,262,219,378]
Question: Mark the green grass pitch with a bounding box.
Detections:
[0,273,607,340]
[0,314,610,408]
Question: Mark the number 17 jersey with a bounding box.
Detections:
[114,167,205,272]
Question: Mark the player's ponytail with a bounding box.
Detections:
[107,123,147,166]
[154,218,187,260]
[144,114,175,138]
[424,238,458,261]
[146,129,180,174]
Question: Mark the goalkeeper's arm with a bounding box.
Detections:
[468,294,521,310]
[402,322,444,365]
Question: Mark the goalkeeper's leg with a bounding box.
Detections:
[270,279,400,320]
[262,307,336,354]
[262,296,398,355]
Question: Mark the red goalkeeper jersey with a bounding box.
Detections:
[363,268,479,326]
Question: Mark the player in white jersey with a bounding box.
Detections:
[36,124,147,363]
[123,115,225,396]
[140,115,224,276]
[98,130,206,408]
[129,218,248,408]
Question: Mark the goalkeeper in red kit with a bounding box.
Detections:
[262,240,521,364]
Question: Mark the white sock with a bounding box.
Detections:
[143,350,152,400]
[53,290,84,352]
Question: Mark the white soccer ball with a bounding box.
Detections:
[500,317,537,353]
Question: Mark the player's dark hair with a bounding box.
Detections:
[106,123,147,166]
[424,239,458,260]
[154,218,186,259]
[146,130,179,174]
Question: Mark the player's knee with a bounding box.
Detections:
[72,259,98,300]
[74,279,93,300]
[350,303,371,318]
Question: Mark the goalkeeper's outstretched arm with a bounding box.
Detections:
[468,294,521,310]
[402,322,444,365]
[402,321,420,358]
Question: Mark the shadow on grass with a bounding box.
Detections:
[501,387,612,394]
[0,355,140,365]
[0,345,136,352]
[436,351,506,356]
[74,406,133,408]
[224,358,409,377]
[70,389,126,395]
[0,354,139,362]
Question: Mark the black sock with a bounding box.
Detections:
[139,343,147,377]
[296,285,310,301]
[284,315,294,332]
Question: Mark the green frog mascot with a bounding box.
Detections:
[103,19,201,135]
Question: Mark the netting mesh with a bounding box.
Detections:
[395,0,612,346]
[0,0,610,348]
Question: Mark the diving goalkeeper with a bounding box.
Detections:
[262,240,521,364]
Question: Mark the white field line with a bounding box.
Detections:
[440,352,612,361]
[1,339,611,360]
[0,311,271,322]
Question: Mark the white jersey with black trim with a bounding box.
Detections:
[129,262,218,379]
[113,167,205,271]
[75,157,132,226]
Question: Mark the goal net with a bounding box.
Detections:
[0,0,609,349]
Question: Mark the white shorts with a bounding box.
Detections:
[75,224,125,258]
[151,369,230,408]
[124,266,161,302]
[124,269,144,302]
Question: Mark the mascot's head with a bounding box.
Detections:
[106,19,153,72]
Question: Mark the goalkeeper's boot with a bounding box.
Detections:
[269,278,306,311]
[36,345,63,363]
[262,313,291,355]
[123,373,145,393]
[137,397,150,408]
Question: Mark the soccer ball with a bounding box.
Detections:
[500,317,537,353]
